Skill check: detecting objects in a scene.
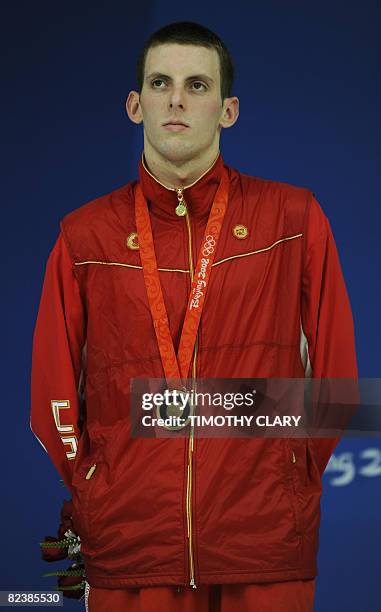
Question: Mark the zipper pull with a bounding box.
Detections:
[85,464,97,480]
[292,451,296,464]
[189,578,197,589]
[175,188,187,216]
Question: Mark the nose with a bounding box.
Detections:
[168,86,185,111]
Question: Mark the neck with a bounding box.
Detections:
[142,142,220,189]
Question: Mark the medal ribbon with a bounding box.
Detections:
[135,167,229,388]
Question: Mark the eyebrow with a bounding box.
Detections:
[145,72,215,85]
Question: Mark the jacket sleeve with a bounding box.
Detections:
[301,193,358,476]
[30,231,86,493]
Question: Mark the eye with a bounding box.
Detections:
[151,79,166,89]
[191,81,207,92]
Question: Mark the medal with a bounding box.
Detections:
[156,388,194,431]
[135,165,229,430]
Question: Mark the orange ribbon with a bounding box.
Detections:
[135,167,229,389]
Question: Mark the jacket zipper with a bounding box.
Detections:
[178,187,198,589]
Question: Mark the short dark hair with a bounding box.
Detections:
[136,21,234,101]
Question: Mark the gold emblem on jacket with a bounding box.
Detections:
[233,224,248,239]
[127,232,139,250]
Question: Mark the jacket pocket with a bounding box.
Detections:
[282,438,309,535]
[71,460,102,544]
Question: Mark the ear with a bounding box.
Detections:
[219,96,239,129]
[126,91,143,124]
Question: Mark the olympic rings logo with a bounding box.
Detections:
[202,235,216,256]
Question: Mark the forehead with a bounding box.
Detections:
[144,43,220,79]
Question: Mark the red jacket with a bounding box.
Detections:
[30,153,358,588]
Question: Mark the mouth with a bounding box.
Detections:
[163,121,189,132]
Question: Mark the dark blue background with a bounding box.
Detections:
[1,1,380,610]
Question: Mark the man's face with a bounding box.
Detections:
[131,43,233,163]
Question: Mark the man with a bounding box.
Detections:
[30,21,358,611]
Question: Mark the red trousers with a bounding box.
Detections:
[86,580,315,611]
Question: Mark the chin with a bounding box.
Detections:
[158,141,198,164]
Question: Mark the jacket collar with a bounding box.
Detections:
[138,152,224,220]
